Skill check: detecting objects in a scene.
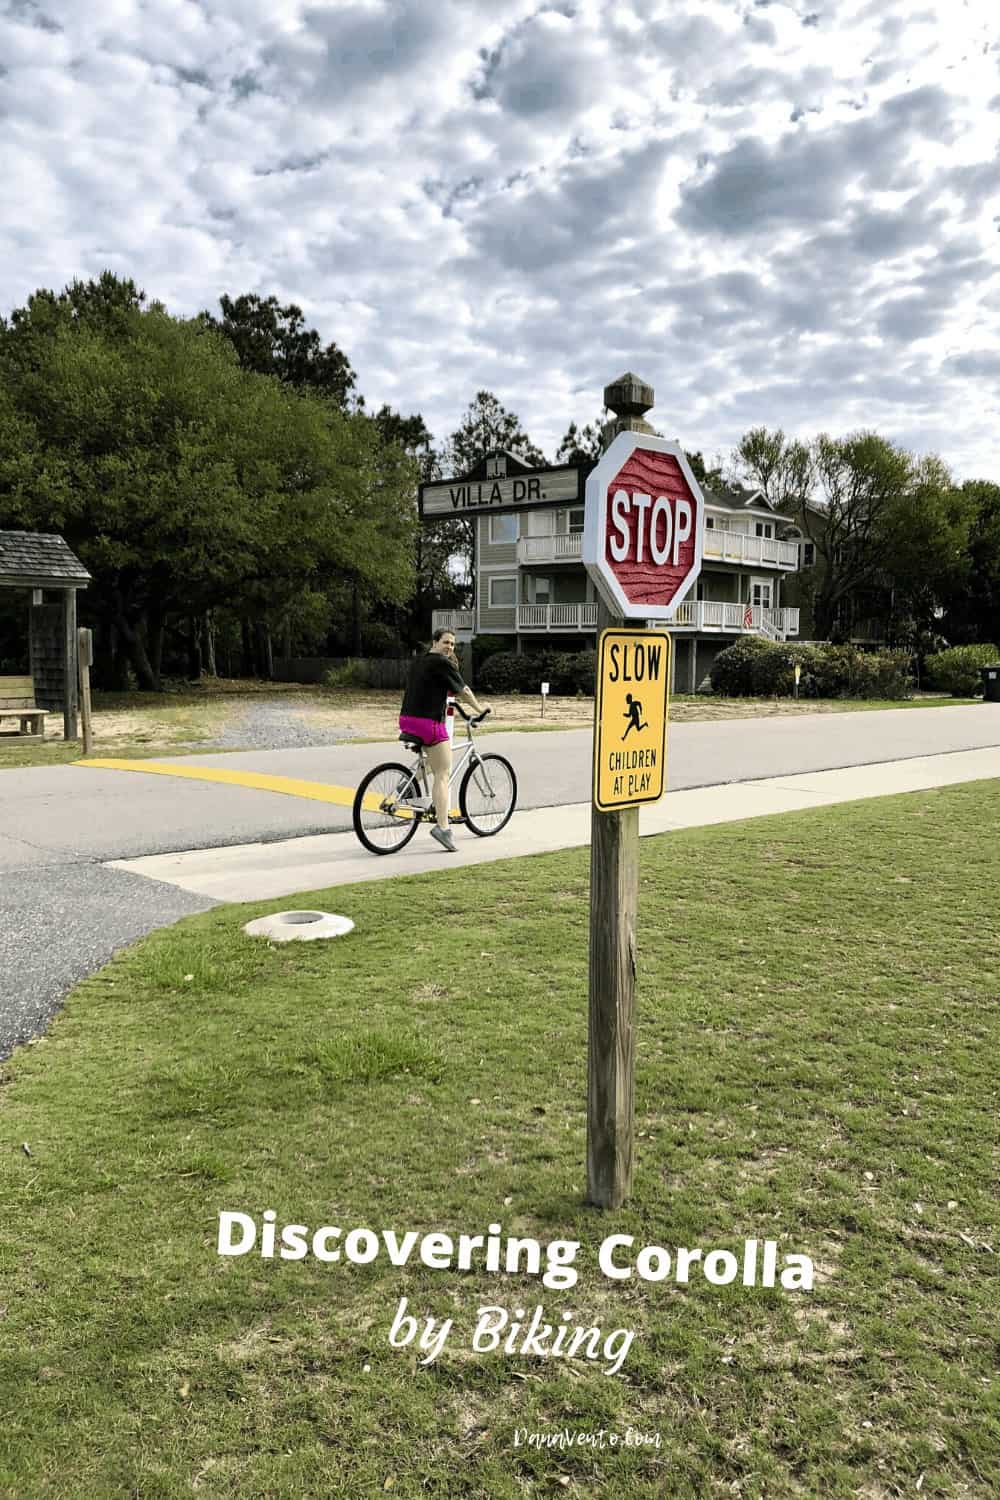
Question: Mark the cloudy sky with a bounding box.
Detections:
[2,0,998,478]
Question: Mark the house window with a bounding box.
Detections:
[801,542,815,567]
[488,576,517,608]
[526,575,552,605]
[705,515,729,530]
[524,510,553,537]
[751,579,773,609]
[556,507,585,535]
[754,521,774,539]
[489,513,518,545]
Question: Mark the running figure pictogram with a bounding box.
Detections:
[622,693,648,739]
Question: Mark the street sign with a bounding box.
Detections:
[419,452,585,518]
[593,629,671,812]
[583,433,704,620]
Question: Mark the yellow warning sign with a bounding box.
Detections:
[593,628,671,812]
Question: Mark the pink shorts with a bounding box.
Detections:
[399,714,450,746]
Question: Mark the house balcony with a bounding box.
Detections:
[670,602,799,639]
[703,532,799,569]
[432,603,799,639]
[517,531,799,569]
[516,534,583,565]
[517,603,600,632]
[430,610,475,637]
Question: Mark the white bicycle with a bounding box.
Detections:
[352,706,518,856]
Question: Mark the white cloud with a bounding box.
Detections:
[0,0,997,479]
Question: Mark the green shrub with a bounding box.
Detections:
[811,646,914,699]
[710,639,914,699]
[924,644,1000,697]
[471,635,509,673]
[568,649,597,695]
[323,661,369,689]
[708,637,773,696]
[479,648,597,696]
[479,652,527,694]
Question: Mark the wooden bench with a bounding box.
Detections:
[0,676,47,739]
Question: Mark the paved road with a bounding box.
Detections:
[5,706,1000,860]
[4,704,999,1058]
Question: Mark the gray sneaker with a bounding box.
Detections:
[430,825,457,853]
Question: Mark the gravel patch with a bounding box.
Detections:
[204,700,366,750]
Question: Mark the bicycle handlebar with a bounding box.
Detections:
[454,704,491,725]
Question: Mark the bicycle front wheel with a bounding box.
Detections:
[459,754,517,837]
[353,762,423,855]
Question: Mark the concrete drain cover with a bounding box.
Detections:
[243,910,355,942]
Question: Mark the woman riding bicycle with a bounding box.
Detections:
[399,628,487,852]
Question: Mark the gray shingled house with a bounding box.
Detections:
[430,457,805,692]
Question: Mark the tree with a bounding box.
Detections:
[371,404,434,459]
[444,389,546,473]
[735,427,813,509]
[438,391,547,584]
[939,480,1000,645]
[0,276,416,688]
[201,293,357,408]
[556,418,603,465]
[878,456,973,644]
[364,404,463,645]
[684,450,727,491]
[736,425,972,642]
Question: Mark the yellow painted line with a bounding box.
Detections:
[79,759,461,818]
[81,758,360,807]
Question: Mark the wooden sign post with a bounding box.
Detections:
[582,375,704,1208]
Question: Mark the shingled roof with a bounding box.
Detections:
[702,483,773,514]
[0,531,91,588]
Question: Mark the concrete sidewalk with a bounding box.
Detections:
[109,745,1000,904]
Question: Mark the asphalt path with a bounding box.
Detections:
[5,705,1000,861]
[3,704,1000,1057]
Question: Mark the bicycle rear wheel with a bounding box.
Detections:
[353,762,423,854]
[459,753,517,837]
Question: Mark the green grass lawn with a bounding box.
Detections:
[2,785,999,1497]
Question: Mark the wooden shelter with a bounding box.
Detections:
[0,531,91,739]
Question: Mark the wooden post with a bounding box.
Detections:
[78,627,94,756]
[62,588,78,740]
[588,597,640,1207]
[586,374,657,1209]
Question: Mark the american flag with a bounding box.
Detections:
[743,602,754,629]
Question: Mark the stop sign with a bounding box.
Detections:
[582,433,704,620]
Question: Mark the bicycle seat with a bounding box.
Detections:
[398,734,425,751]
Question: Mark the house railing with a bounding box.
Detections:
[670,602,799,637]
[517,604,600,631]
[434,602,800,637]
[517,534,584,564]
[516,531,798,568]
[703,532,799,569]
[430,610,475,633]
